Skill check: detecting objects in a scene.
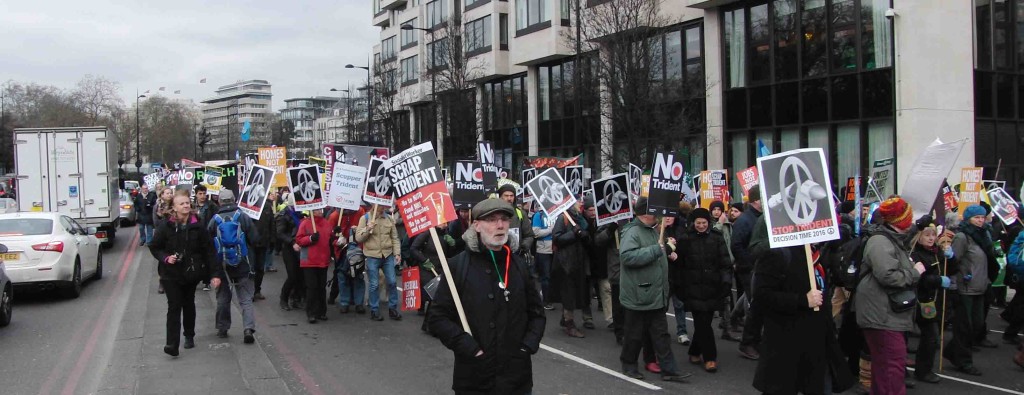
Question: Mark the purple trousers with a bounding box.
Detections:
[863,328,907,395]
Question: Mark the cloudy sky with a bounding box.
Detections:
[1,0,379,110]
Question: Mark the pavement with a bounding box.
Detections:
[2,225,1023,394]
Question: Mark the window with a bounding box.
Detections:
[750,4,770,84]
[774,0,798,81]
[517,0,550,31]
[426,0,448,28]
[802,0,828,77]
[428,38,448,69]
[466,0,490,9]
[401,18,418,48]
[862,0,892,69]
[382,36,397,61]
[724,9,746,88]
[499,14,509,49]
[831,0,857,71]
[401,56,419,84]
[465,15,492,54]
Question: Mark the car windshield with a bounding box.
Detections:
[0,218,53,236]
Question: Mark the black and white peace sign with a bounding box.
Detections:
[536,176,564,205]
[603,181,625,213]
[296,169,319,201]
[567,169,582,194]
[779,156,818,224]
[246,170,266,206]
[373,164,390,196]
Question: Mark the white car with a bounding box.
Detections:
[0,198,17,214]
[0,212,102,298]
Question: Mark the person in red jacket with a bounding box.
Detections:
[326,206,367,312]
[295,208,336,323]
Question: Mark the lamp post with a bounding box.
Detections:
[135,92,147,175]
[345,64,372,143]
[401,23,436,148]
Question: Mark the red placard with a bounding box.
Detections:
[401,268,421,311]
[387,143,458,238]
[737,166,759,196]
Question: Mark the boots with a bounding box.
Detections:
[562,311,585,338]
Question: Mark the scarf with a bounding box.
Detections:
[961,223,999,282]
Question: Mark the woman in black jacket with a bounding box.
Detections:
[552,204,593,337]
[673,208,732,372]
[276,201,305,310]
[909,224,953,384]
[150,190,220,357]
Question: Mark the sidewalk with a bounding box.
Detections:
[97,249,290,395]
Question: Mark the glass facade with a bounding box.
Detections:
[722,0,894,199]
[975,0,1024,190]
[482,74,529,171]
[465,15,492,54]
[537,55,600,170]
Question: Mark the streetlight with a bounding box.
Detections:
[136,92,147,176]
[346,64,372,143]
[401,23,436,146]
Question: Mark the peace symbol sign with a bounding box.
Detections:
[373,165,390,196]
[603,181,625,213]
[537,176,564,205]
[567,169,582,194]
[297,170,318,201]
[246,170,266,206]
[779,156,818,225]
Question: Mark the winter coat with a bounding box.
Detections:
[207,204,260,279]
[713,220,734,262]
[594,222,622,284]
[411,227,455,267]
[251,202,275,249]
[854,224,921,332]
[195,199,219,228]
[672,227,733,312]
[327,207,366,258]
[448,217,471,255]
[618,218,670,311]
[586,217,609,280]
[295,215,335,269]
[752,246,854,395]
[508,207,535,255]
[427,227,546,395]
[134,191,156,225]
[910,243,950,322]
[952,230,991,295]
[150,214,219,284]
[552,208,590,275]
[731,206,762,274]
[355,211,401,259]
[275,206,301,247]
[531,212,554,255]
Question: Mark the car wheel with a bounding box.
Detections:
[62,261,82,299]
[0,285,12,327]
[93,251,103,280]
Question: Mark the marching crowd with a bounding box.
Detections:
[129,178,1024,394]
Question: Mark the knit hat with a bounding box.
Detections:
[689,207,712,223]
[963,204,987,221]
[839,200,857,215]
[878,197,913,230]
[709,200,725,213]
[219,189,236,204]
[497,184,517,196]
[730,203,744,212]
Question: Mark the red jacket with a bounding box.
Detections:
[326,207,366,256]
[295,215,335,268]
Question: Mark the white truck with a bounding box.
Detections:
[14,127,120,247]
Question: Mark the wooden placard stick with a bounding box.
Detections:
[805,244,819,312]
[430,227,472,335]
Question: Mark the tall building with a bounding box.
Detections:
[316,95,371,146]
[280,96,342,159]
[200,80,273,160]
[370,1,1017,196]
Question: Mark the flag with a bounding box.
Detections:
[174,90,181,94]
[756,139,771,158]
[159,87,165,91]
[240,120,251,142]
[200,78,207,83]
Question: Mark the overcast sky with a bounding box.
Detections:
[1,0,379,111]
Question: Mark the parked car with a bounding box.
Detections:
[124,180,140,197]
[0,212,102,298]
[0,198,17,214]
[118,191,136,226]
[0,243,12,327]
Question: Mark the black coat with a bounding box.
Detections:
[253,203,275,248]
[134,192,156,225]
[910,244,949,321]
[672,227,732,311]
[731,207,762,273]
[752,247,854,395]
[275,207,301,247]
[411,227,455,266]
[149,214,219,284]
[552,209,590,275]
[427,238,546,395]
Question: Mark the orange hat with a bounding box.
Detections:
[878,197,913,230]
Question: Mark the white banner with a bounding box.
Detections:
[899,139,967,221]
[327,163,367,211]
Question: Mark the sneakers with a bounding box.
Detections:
[339,305,350,314]
[677,334,691,345]
[645,362,661,374]
[243,329,255,344]
[738,344,760,360]
[389,309,402,321]
[253,293,265,301]
[163,345,179,357]
[371,311,384,321]
[622,370,644,380]
[183,337,195,349]
[543,304,555,310]
[916,372,941,384]
[355,305,366,314]
[203,284,211,291]
[280,300,292,311]
[216,329,228,338]
[661,372,692,382]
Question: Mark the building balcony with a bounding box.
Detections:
[373,10,391,27]
[686,0,741,9]
[381,0,407,11]
[510,22,573,66]
[467,49,519,82]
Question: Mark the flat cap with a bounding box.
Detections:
[472,198,515,219]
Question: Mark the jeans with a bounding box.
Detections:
[367,255,398,313]
[535,253,552,303]
[138,222,154,244]
[264,247,276,270]
[337,265,366,306]
[620,307,681,376]
[216,275,256,332]
[672,296,688,336]
[863,329,907,395]
[304,267,328,318]
[689,310,717,362]
[162,279,199,347]
[741,273,764,347]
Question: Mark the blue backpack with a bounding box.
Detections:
[1008,231,1024,283]
[213,211,248,267]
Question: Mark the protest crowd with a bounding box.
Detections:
[133,141,1024,395]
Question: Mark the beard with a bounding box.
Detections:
[482,233,508,250]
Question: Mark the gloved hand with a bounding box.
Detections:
[940,276,951,288]
[310,233,320,243]
[421,259,435,272]
[443,234,456,247]
[943,245,954,259]
[334,226,342,235]
[963,273,973,282]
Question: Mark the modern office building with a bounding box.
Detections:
[280,96,343,159]
[369,0,1017,197]
[200,80,274,160]
[315,95,371,146]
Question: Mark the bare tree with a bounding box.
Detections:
[429,13,483,161]
[371,60,400,150]
[72,75,122,124]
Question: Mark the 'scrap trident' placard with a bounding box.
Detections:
[385,142,457,238]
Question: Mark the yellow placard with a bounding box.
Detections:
[259,147,288,188]
[958,167,984,213]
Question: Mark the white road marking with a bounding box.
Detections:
[906,367,1024,395]
[539,343,663,391]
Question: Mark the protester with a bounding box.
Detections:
[673,208,733,372]
[275,197,305,311]
[194,185,219,226]
[733,188,763,360]
[531,209,555,310]
[410,223,456,330]
[709,200,739,342]
[618,197,691,383]
[427,198,546,394]
[944,204,997,376]
[134,184,157,246]
[295,208,334,323]
[665,214,689,345]
[208,189,260,344]
[725,202,746,335]
[149,190,221,356]
[448,208,471,254]
[855,197,924,394]
[497,184,536,256]
[251,189,277,301]
[328,205,367,313]
[583,199,613,327]
[552,201,594,337]
[154,185,174,224]
[909,224,953,384]
[751,243,854,394]
[355,205,403,321]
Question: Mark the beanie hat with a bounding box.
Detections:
[497,184,517,196]
[878,197,913,230]
[689,207,712,223]
[730,203,744,212]
[963,204,987,221]
[839,200,857,215]
[709,200,725,213]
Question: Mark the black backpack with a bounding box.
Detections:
[834,234,871,291]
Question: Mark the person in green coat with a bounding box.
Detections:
[617,197,691,383]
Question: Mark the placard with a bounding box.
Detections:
[143,173,161,189]
[521,168,537,202]
[563,165,584,197]
[941,180,958,211]
[844,176,860,202]
[647,151,685,217]
[591,173,633,226]
[525,167,576,218]
[386,142,457,238]
[698,170,730,208]
[478,141,499,177]
[363,157,394,207]
[237,164,276,220]
[628,163,643,201]
[327,163,367,211]
[202,166,223,195]
[287,165,325,211]
[452,160,492,209]
[757,148,840,248]
[401,268,421,311]
[958,167,984,213]
[865,158,894,203]
[737,166,759,198]
[258,146,288,188]
[987,187,1019,225]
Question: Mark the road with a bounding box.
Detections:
[0,225,1022,394]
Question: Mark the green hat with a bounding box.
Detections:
[472,198,515,220]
